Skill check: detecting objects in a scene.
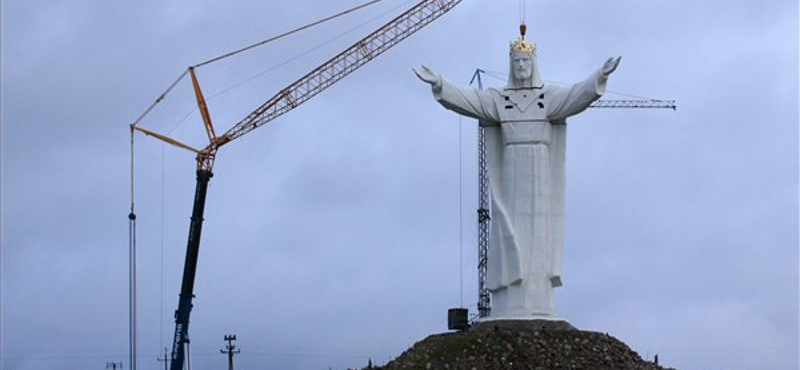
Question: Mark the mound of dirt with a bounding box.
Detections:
[369,320,674,370]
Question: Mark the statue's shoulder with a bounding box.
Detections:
[486,87,505,96]
[541,83,565,93]
[479,87,505,104]
[538,83,572,103]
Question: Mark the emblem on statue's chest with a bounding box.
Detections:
[497,89,547,120]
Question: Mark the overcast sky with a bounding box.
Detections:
[1,1,798,370]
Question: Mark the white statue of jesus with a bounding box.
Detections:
[416,30,620,320]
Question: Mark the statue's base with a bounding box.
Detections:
[370,320,674,370]
[473,318,577,331]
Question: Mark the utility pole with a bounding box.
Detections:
[220,335,240,370]
[107,362,123,370]
[157,347,170,370]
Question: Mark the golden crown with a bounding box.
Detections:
[510,36,535,53]
[510,24,535,54]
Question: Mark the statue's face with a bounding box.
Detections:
[511,53,533,81]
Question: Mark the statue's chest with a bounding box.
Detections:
[494,89,549,122]
[494,89,552,145]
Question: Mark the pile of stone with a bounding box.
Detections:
[367,320,674,370]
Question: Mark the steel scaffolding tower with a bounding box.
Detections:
[476,124,491,318]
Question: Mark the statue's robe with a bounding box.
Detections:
[431,70,607,318]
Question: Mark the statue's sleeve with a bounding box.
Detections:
[432,78,501,123]
[547,70,607,121]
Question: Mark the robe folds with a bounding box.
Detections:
[430,70,607,317]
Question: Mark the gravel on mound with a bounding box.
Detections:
[366,320,674,370]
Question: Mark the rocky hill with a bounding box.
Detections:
[366,320,674,370]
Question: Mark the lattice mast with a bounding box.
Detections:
[469,69,492,319]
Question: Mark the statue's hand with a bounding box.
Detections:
[413,65,442,88]
[602,56,622,76]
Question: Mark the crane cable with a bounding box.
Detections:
[458,116,464,309]
[478,70,670,101]
[128,126,138,370]
[163,0,416,137]
[131,0,392,129]
[193,0,390,69]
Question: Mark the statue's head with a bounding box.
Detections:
[508,35,543,89]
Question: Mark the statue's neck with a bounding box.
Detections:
[512,78,533,89]
[508,79,542,90]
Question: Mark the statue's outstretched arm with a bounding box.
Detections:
[602,56,622,77]
[413,65,442,91]
[547,56,622,121]
[415,65,500,122]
